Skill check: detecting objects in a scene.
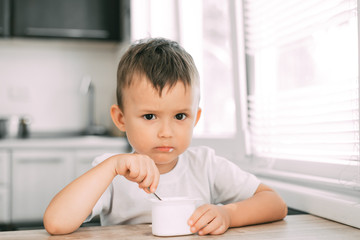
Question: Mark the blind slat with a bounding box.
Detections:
[243,0,358,163]
[247,86,358,160]
[244,0,356,51]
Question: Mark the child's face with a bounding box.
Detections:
[111,75,201,174]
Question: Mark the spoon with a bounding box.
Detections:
[148,187,162,201]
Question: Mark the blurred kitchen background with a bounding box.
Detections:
[0,0,129,138]
[1,0,359,232]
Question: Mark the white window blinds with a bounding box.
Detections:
[243,0,359,166]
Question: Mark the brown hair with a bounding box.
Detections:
[116,38,199,110]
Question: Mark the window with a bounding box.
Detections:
[194,0,236,137]
[242,0,359,228]
[130,1,360,228]
[130,0,236,138]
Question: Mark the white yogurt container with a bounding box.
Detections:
[151,197,197,236]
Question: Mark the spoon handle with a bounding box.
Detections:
[148,187,162,201]
[153,192,162,201]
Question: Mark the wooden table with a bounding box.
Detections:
[1,215,359,240]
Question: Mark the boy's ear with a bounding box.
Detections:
[194,107,202,127]
[110,104,126,132]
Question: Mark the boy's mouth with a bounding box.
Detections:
[155,146,174,153]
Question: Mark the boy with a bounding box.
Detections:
[43,38,287,235]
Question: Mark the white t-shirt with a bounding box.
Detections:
[86,146,261,226]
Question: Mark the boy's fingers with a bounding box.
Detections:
[149,167,160,193]
[150,159,160,192]
[188,204,209,226]
[143,187,152,194]
[189,205,217,233]
[192,214,214,233]
[126,156,150,183]
[123,158,140,179]
[198,217,222,235]
[208,223,227,235]
[142,169,158,193]
[136,164,148,183]
[116,154,159,193]
[138,158,157,188]
[138,172,154,188]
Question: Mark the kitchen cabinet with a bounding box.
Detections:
[8,0,130,41]
[0,188,10,223]
[75,149,112,177]
[12,0,119,40]
[0,150,10,223]
[0,0,10,36]
[0,136,128,223]
[11,150,74,222]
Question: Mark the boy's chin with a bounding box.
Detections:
[153,155,178,164]
[152,155,179,171]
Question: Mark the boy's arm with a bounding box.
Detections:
[43,157,116,235]
[188,184,287,235]
[223,184,288,226]
[43,154,159,235]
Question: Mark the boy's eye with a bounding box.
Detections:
[175,113,186,120]
[143,114,156,120]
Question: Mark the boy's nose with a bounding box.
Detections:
[157,120,173,138]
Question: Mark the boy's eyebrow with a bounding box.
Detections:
[137,108,159,113]
[176,108,193,113]
[138,108,193,113]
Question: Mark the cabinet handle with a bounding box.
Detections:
[26,27,109,39]
[16,158,62,164]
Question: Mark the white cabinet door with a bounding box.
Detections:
[0,150,10,185]
[0,188,10,223]
[74,150,107,177]
[11,150,74,222]
[75,149,124,178]
[0,150,10,223]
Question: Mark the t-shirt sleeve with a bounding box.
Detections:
[210,153,261,205]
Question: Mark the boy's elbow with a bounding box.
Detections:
[44,221,77,235]
[277,198,288,220]
[44,219,65,235]
[43,214,75,235]
[280,201,288,219]
[44,222,62,235]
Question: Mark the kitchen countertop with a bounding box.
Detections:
[0,215,359,240]
[0,136,129,149]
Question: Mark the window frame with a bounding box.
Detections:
[237,0,360,229]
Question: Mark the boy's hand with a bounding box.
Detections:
[188,204,231,235]
[113,154,160,193]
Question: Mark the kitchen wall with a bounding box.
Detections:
[0,39,128,135]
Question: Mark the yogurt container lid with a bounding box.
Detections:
[150,197,200,205]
